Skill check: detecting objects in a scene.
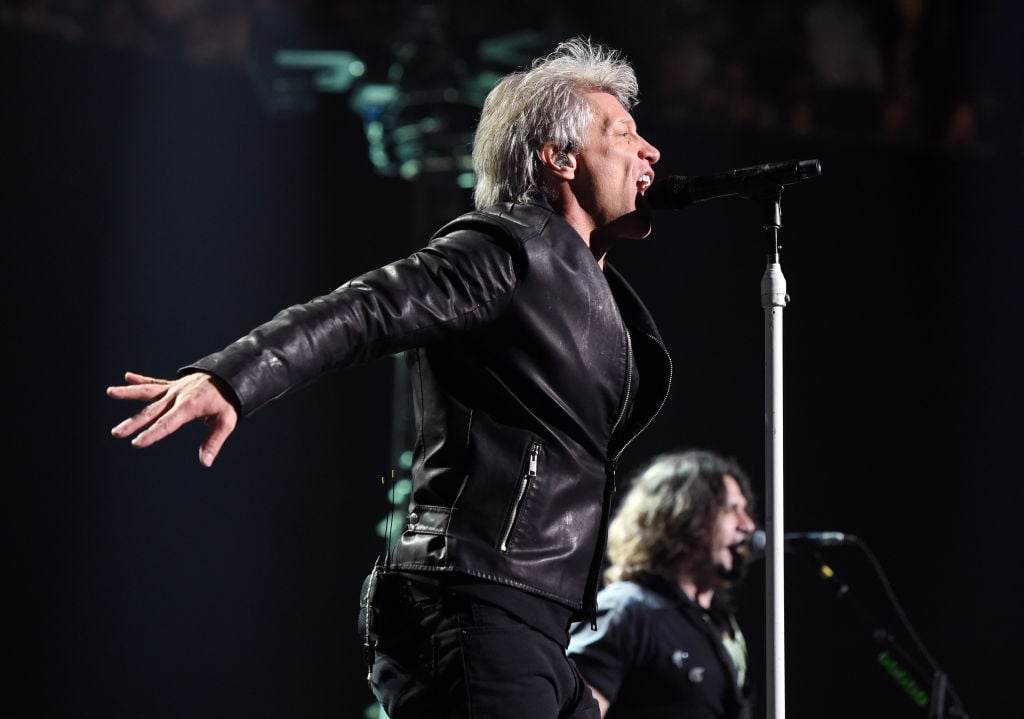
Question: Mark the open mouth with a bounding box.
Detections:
[636,174,652,194]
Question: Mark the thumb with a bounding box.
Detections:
[198,416,237,468]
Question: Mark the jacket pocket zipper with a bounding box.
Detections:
[499,442,540,552]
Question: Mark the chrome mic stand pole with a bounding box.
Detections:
[647,158,820,719]
[758,188,788,719]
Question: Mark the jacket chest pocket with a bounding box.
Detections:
[498,441,541,552]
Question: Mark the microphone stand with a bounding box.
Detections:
[749,178,966,719]
[646,157,819,719]
[756,188,788,719]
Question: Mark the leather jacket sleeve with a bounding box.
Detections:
[184,227,522,417]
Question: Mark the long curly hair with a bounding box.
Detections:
[604,450,755,585]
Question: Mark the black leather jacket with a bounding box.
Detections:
[188,200,672,618]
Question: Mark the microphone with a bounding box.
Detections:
[784,531,856,546]
[750,529,767,554]
[645,159,822,210]
[747,529,857,557]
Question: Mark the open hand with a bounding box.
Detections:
[108,371,238,467]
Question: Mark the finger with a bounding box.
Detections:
[198,414,238,467]
[129,401,199,447]
[123,371,171,385]
[111,394,174,438]
[107,382,172,402]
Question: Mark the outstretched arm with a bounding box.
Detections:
[107,222,519,465]
[108,371,238,467]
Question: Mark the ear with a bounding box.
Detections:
[539,141,576,180]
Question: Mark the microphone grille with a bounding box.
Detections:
[645,175,691,209]
[750,529,766,552]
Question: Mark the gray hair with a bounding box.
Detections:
[471,37,640,209]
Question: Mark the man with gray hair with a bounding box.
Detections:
[109,37,669,717]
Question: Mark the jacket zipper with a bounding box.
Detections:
[499,441,540,552]
[611,331,673,466]
[607,329,634,494]
[587,330,673,627]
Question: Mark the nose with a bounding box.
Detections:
[738,509,756,535]
[640,136,660,165]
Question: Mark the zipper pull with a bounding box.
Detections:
[528,442,539,476]
[608,459,618,494]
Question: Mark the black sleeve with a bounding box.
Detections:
[182,226,522,417]
[566,599,644,704]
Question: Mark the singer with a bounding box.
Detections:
[568,450,758,719]
[108,38,671,719]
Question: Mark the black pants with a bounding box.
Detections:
[365,576,599,719]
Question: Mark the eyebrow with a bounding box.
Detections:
[605,117,636,134]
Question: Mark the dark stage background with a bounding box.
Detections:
[2,2,1022,718]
